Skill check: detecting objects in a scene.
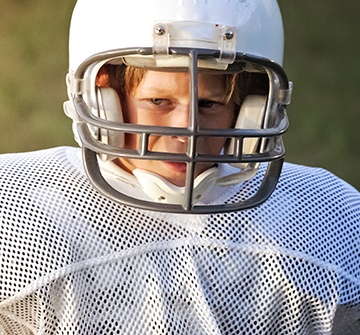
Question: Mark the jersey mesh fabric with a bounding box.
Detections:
[0,146,359,335]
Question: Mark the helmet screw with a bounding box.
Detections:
[154,25,167,36]
[224,30,235,40]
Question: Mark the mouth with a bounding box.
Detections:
[163,161,187,173]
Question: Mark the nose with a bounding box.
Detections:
[172,103,191,128]
[170,104,191,146]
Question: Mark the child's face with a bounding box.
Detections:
[117,70,236,186]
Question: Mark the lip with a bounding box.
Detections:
[163,161,187,173]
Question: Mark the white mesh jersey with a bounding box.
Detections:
[0,146,359,335]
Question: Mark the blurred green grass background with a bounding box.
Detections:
[0,0,359,190]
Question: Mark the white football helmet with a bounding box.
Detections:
[64,0,292,214]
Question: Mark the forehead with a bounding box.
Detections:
[134,70,228,94]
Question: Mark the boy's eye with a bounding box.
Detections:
[198,100,217,108]
[150,98,163,105]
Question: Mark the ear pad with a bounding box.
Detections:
[217,95,267,186]
[94,87,125,161]
[226,95,267,170]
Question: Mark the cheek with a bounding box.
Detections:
[126,134,161,151]
[121,96,140,148]
[196,136,227,155]
[197,114,235,153]
[200,103,237,129]
[122,94,140,124]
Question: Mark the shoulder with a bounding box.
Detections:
[0,146,82,170]
[223,161,360,259]
[0,146,90,234]
[278,162,359,203]
[216,162,360,296]
[0,146,90,202]
[267,161,360,225]
[0,147,89,294]
[255,161,360,268]
[0,146,85,186]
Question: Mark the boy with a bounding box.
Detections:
[1,0,359,334]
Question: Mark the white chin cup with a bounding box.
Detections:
[133,166,219,204]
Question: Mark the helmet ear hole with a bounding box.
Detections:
[226,95,267,169]
[94,87,125,161]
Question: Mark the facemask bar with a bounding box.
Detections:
[68,47,291,214]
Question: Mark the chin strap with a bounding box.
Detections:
[217,163,259,187]
[132,166,219,205]
[100,158,260,206]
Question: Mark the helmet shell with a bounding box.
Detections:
[69,0,284,72]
